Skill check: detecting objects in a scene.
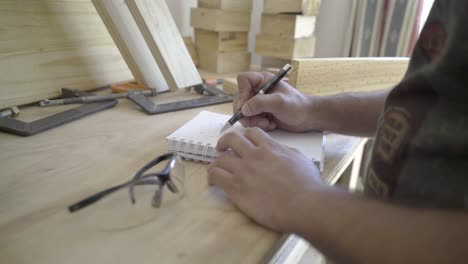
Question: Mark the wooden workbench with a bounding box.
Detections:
[0,90,365,264]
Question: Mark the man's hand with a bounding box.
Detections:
[235,72,314,132]
[207,127,325,232]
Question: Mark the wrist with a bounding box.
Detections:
[303,95,328,131]
[285,185,345,235]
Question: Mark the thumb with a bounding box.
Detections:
[241,94,284,116]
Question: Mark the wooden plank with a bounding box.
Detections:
[194,29,248,53]
[261,14,316,38]
[0,0,133,109]
[198,50,251,73]
[126,0,202,90]
[289,58,409,95]
[191,7,251,32]
[199,0,252,12]
[263,0,321,16]
[183,36,199,67]
[92,0,169,92]
[255,34,315,60]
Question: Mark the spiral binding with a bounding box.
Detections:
[167,137,216,163]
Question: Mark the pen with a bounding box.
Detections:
[219,64,293,133]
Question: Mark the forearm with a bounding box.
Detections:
[290,188,468,264]
[305,89,390,137]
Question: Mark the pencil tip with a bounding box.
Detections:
[220,123,231,134]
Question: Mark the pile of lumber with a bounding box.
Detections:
[191,0,252,73]
[256,0,320,68]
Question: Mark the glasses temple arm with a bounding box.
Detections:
[68,182,128,213]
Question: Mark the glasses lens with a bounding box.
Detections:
[77,154,185,231]
[163,155,185,206]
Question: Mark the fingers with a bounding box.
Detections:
[243,128,274,146]
[207,166,231,187]
[242,115,277,131]
[207,153,239,188]
[216,131,255,156]
[218,128,274,153]
[236,72,274,110]
[241,93,286,117]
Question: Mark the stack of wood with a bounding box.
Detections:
[191,0,252,73]
[256,0,320,68]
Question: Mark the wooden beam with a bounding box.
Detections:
[198,0,252,12]
[0,0,133,109]
[194,29,248,53]
[198,50,251,73]
[263,0,321,16]
[191,8,251,32]
[92,0,169,92]
[261,14,316,38]
[255,34,315,60]
[289,58,409,95]
[126,0,202,90]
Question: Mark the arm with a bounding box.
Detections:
[207,128,468,264]
[304,89,389,137]
[292,187,468,264]
[235,72,390,137]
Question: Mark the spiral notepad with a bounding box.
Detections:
[166,111,324,170]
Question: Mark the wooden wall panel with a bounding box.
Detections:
[0,0,133,109]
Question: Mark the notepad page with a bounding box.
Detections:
[166,111,323,166]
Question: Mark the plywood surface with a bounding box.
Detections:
[0,89,364,263]
[0,0,133,109]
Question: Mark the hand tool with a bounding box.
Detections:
[109,81,148,93]
[0,88,117,137]
[0,107,20,119]
[40,83,232,115]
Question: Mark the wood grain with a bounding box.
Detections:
[194,29,249,53]
[92,0,170,92]
[0,89,365,263]
[263,0,321,16]
[0,0,133,109]
[198,50,251,74]
[126,0,202,90]
[261,14,316,38]
[198,0,252,12]
[290,58,409,95]
[191,7,251,32]
[255,34,315,60]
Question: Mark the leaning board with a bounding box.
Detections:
[126,0,202,90]
[0,0,133,109]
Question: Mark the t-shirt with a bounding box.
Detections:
[364,0,468,209]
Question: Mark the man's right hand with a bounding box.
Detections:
[235,72,315,132]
